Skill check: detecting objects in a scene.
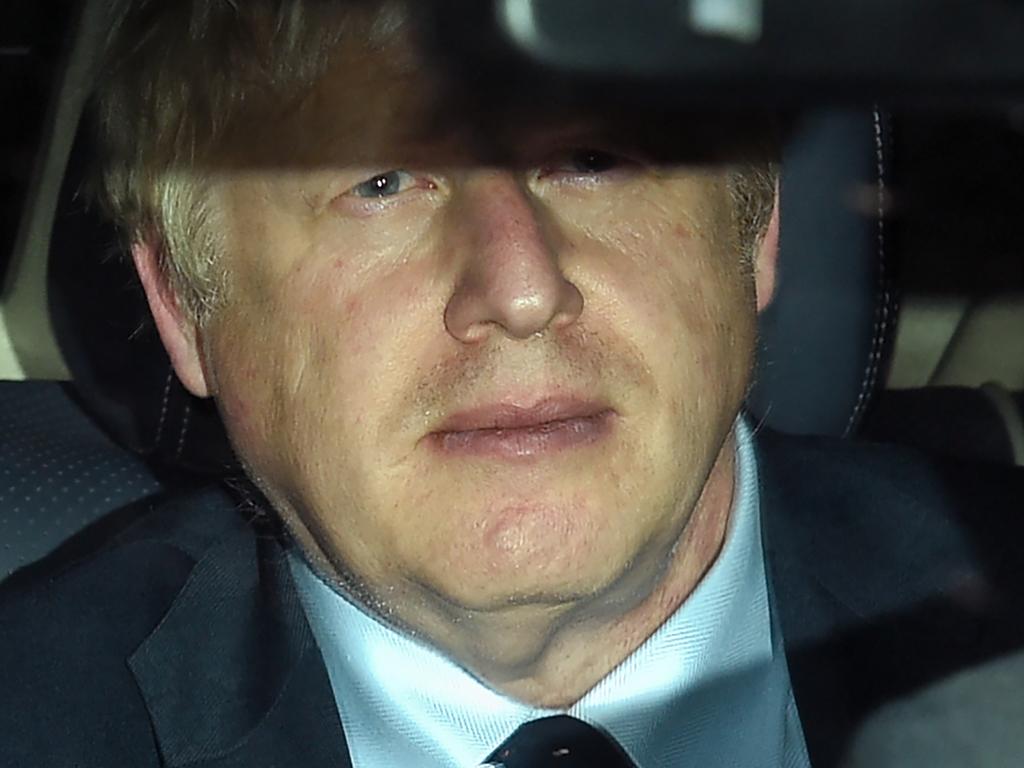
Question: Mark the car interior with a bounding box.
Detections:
[2,0,1023,754]
[3,0,1023,574]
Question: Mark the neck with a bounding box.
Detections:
[290,433,737,709]
[476,435,736,707]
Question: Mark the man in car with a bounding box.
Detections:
[3,2,1024,767]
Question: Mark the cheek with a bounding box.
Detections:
[234,258,435,443]
[592,217,740,342]
[582,202,754,418]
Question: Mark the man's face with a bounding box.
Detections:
[152,38,773,644]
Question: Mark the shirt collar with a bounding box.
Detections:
[289,418,807,767]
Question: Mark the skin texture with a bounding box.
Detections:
[133,36,779,708]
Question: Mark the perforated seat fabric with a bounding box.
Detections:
[0,381,163,580]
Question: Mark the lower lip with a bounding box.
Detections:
[430,411,616,460]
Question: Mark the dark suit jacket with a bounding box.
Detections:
[3,431,1024,768]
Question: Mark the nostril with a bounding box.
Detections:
[556,281,585,327]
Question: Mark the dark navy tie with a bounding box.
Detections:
[480,715,638,767]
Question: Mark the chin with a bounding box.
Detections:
[409,501,644,612]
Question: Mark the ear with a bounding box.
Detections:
[132,240,213,398]
[754,188,780,313]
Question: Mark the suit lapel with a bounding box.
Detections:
[756,430,874,768]
[755,428,1024,767]
[128,522,351,768]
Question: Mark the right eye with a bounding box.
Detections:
[348,170,418,199]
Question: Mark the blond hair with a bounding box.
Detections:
[94,0,405,325]
[729,161,779,267]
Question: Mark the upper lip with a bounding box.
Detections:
[433,397,613,433]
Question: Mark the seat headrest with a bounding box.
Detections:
[49,134,236,474]
[48,109,894,474]
[747,108,896,437]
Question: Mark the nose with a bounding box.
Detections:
[444,173,584,343]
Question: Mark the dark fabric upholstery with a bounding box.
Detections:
[0,381,163,580]
[48,124,238,475]
[862,386,1020,465]
[748,109,895,436]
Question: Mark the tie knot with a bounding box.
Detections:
[479,715,637,767]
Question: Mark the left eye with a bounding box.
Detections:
[539,148,635,180]
[348,170,417,199]
[564,148,624,174]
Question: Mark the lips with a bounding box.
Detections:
[428,398,616,460]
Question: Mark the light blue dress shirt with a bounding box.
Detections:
[289,418,810,767]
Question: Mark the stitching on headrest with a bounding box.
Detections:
[175,399,192,461]
[153,367,175,451]
[843,107,893,437]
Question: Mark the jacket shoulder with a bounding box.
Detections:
[759,430,1024,642]
[758,431,1024,766]
[0,484,250,767]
